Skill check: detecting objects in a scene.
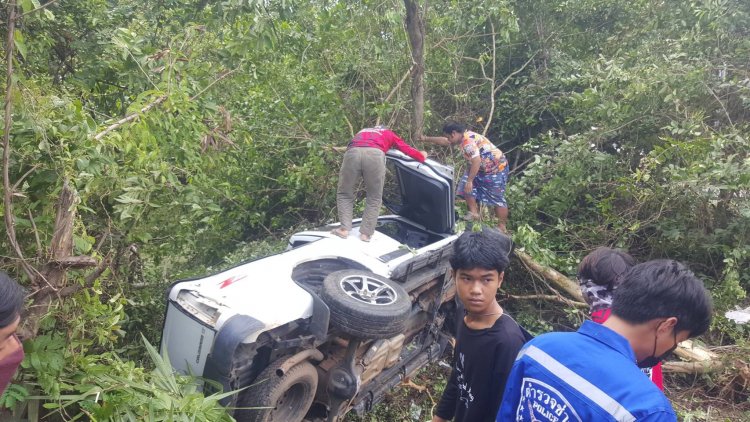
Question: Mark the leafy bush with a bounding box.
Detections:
[3,335,236,421]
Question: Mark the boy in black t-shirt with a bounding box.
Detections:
[433,228,526,422]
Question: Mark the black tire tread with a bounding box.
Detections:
[320,270,412,339]
[234,359,318,422]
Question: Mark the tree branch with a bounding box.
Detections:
[384,65,414,106]
[3,2,35,281]
[93,67,239,142]
[504,293,588,308]
[375,65,413,128]
[484,50,539,135]
[92,95,168,141]
[481,20,497,135]
[16,0,62,19]
[189,67,239,101]
[57,255,110,299]
[515,250,585,302]
[12,164,40,191]
[28,209,43,256]
[703,81,734,128]
[661,360,723,374]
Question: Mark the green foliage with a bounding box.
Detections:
[30,335,236,421]
[0,384,30,410]
[1,0,749,416]
[499,0,750,359]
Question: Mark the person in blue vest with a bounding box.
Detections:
[497,259,712,422]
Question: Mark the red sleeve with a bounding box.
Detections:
[385,130,425,162]
[590,308,612,324]
[651,362,664,390]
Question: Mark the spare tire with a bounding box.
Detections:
[320,270,411,339]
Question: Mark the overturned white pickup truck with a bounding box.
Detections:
[161,150,461,422]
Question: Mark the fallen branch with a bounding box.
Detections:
[505,293,587,309]
[656,339,726,374]
[50,256,98,269]
[675,339,718,362]
[57,255,110,298]
[662,360,724,374]
[515,250,585,302]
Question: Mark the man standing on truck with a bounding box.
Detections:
[332,126,426,242]
[421,122,509,232]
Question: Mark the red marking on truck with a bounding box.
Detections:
[218,274,247,289]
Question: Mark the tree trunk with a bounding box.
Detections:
[24,182,82,337]
[404,0,425,141]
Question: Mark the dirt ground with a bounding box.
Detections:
[668,372,750,421]
[344,359,750,422]
[343,359,451,422]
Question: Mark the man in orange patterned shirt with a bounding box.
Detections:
[422,122,509,232]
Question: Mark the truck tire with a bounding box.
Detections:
[234,360,318,422]
[321,270,411,339]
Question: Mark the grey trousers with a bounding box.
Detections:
[336,147,386,236]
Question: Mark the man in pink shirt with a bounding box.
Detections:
[332,126,426,242]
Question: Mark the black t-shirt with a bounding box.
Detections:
[435,313,526,422]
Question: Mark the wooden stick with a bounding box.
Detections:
[662,360,723,374]
[515,250,585,302]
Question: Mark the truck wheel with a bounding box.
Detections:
[234,360,318,422]
[321,270,411,339]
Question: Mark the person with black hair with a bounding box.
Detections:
[332,126,426,242]
[421,122,509,232]
[577,247,664,390]
[0,272,25,396]
[433,228,525,422]
[497,259,713,422]
[577,247,636,319]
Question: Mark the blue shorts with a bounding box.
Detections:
[456,166,509,208]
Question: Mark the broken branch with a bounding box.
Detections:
[505,293,588,309]
[515,250,585,302]
[662,360,724,374]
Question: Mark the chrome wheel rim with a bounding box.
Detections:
[340,275,397,305]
